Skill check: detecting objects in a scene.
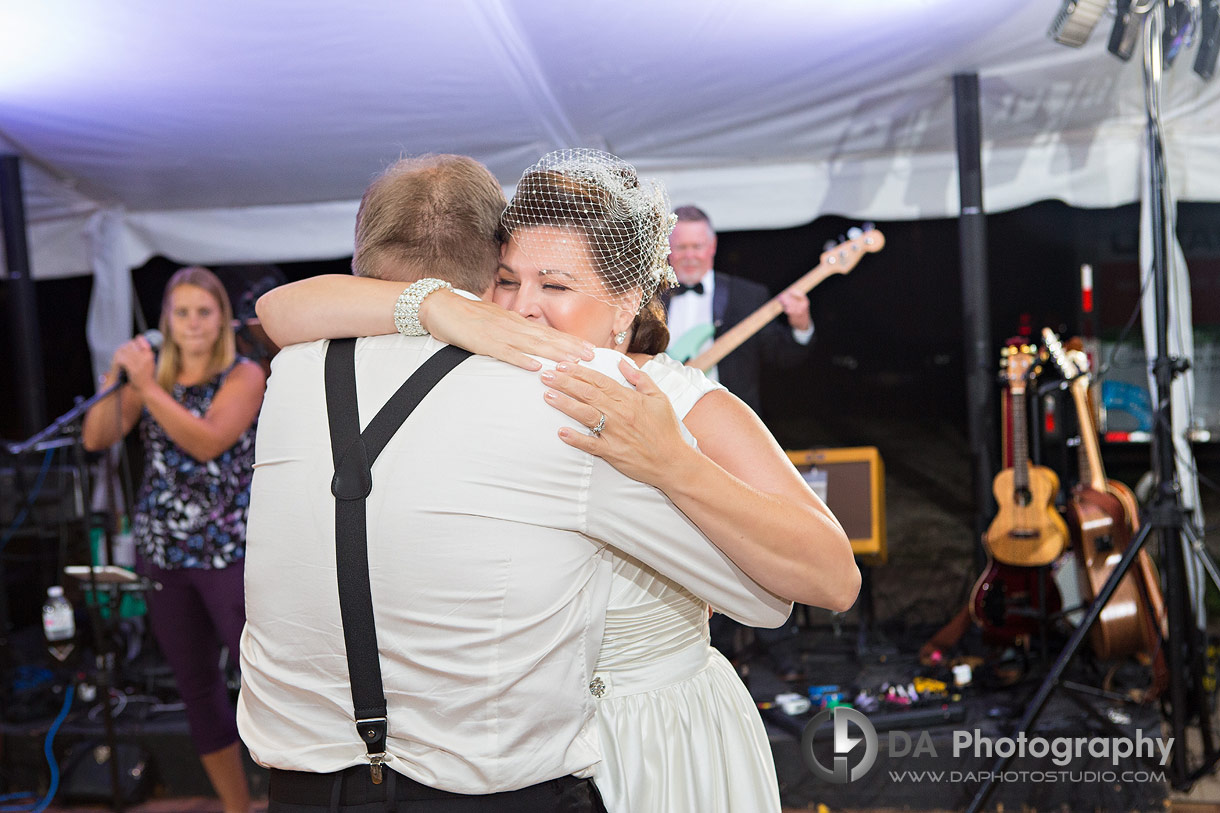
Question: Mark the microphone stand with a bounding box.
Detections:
[7,382,134,813]
[5,375,131,458]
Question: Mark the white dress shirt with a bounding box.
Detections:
[664,270,719,381]
[237,334,789,794]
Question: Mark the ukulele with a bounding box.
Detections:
[675,227,885,369]
[1043,329,1167,667]
[970,346,1064,643]
[982,348,1069,567]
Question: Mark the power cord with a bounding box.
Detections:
[0,683,75,813]
[0,450,56,553]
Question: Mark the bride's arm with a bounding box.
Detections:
[255,275,592,368]
[255,275,400,343]
[543,359,859,611]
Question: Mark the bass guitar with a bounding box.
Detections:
[1043,329,1167,671]
[675,227,884,370]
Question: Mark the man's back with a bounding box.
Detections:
[240,333,609,792]
[238,335,788,794]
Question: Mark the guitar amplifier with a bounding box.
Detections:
[785,446,886,565]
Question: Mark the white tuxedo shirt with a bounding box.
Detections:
[237,333,789,794]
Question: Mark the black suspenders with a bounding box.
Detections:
[323,337,471,783]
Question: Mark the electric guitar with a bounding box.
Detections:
[1043,329,1167,669]
[673,227,885,369]
[982,348,1070,567]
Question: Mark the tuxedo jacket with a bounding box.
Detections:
[672,271,812,414]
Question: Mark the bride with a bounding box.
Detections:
[256,149,858,811]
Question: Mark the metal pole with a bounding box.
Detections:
[1,154,48,436]
[1142,2,1215,786]
[953,73,997,572]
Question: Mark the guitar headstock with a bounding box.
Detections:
[1000,344,1038,395]
[1041,328,1089,381]
[819,226,885,276]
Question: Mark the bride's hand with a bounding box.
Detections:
[542,359,693,488]
[421,290,594,370]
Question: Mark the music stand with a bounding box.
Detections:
[62,566,160,813]
[65,566,147,586]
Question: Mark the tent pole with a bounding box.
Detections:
[952,73,996,574]
[1,154,47,437]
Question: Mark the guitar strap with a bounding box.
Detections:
[324,337,472,783]
[711,271,729,335]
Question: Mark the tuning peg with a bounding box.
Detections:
[862,221,875,232]
[823,240,838,251]
[847,226,863,239]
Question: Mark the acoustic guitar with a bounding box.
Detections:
[1043,329,1167,669]
[675,227,885,370]
[982,348,1070,567]
[970,345,1064,644]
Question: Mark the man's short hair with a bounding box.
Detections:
[353,155,507,292]
[673,205,714,233]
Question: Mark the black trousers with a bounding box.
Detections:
[268,766,607,813]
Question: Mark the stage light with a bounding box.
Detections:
[1162,0,1198,64]
[1049,0,1111,46]
[1194,0,1220,78]
[1108,0,1144,60]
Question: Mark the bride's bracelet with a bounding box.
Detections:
[394,278,453,337]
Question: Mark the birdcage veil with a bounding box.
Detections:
[501,148,678,311]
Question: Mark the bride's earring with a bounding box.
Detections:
[614,330,628,346]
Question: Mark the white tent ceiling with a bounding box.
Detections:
[1,0,1218,285]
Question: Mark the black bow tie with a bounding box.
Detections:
[671,282,705,296]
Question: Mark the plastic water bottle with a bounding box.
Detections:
[43,585,76,661]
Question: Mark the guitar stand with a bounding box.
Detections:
[966,500,1214,811]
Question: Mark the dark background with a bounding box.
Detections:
[11,198,1220,446]
[3,198,1219,631]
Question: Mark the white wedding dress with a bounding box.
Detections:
[589,353,782,813]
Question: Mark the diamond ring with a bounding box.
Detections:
[590,413,606,437]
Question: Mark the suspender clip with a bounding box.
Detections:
[356,716,388,784]
[368,753,386,785]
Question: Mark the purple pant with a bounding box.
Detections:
[142,560,245,755]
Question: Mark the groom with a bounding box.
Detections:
[236,154,788,813]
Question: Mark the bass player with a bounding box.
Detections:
[664,205,813,415]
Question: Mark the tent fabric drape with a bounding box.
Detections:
[2,0,1218,377]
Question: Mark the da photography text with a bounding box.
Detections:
[803,708,1172,785]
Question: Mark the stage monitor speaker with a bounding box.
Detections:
[0,465,85,527]
[786,446,886,565]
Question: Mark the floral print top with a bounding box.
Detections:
[133,360,257,569]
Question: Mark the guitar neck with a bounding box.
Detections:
[686,264,831,372]
[1011,388,1030,491]
[1070,377,1107,491]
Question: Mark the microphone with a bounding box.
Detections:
[139,329,165,352]
[117,329,164,385]
[7,330,166,456]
